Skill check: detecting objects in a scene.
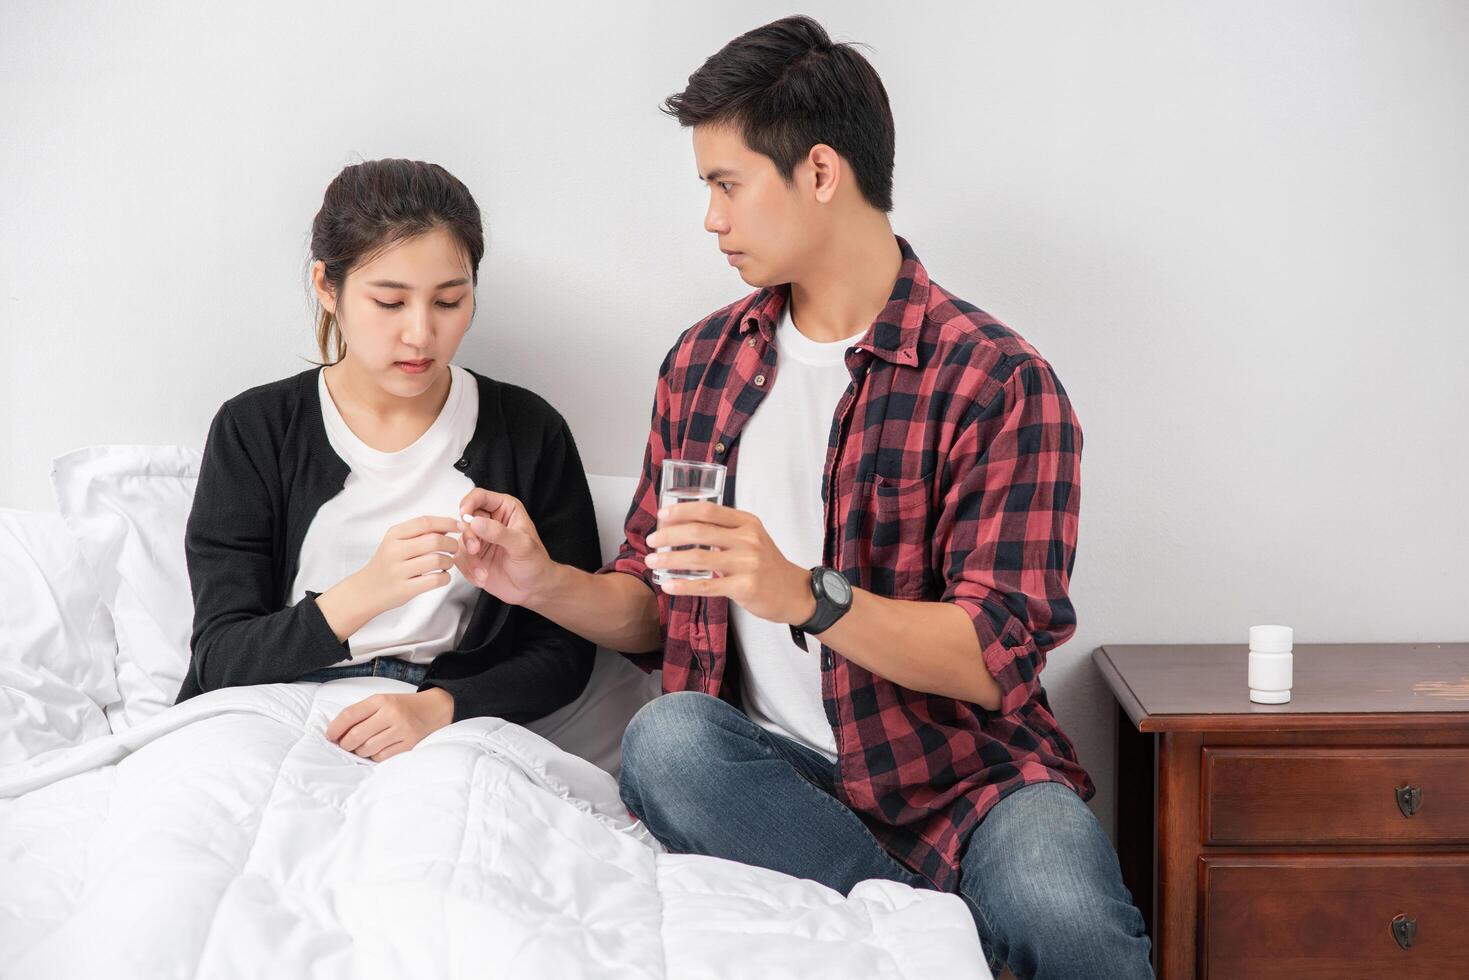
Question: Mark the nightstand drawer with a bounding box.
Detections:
[1202,747,1469,845]
[1200,855,1469,978]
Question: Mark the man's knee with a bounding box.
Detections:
[620,691,731,789]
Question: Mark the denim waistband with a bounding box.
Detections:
[297,656,430,686]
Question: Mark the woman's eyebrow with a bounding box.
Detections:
[366,277,469,289]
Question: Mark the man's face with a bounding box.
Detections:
[692,123,817,288]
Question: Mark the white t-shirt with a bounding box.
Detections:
[287,363,482,666]
[731,303,862,762]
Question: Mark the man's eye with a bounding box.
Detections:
[719,182,733,193]
[374,300,403,310]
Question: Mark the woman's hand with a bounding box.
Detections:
[352,515,463,616]
[324,688,455,762]
[316,516,462,644]
[454,488,556,607]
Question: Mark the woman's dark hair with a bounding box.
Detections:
[661,15,895,212]
[308,158,484,365]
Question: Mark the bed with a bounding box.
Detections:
[0,446,989,979]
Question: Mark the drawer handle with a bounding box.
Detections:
[1391,913,1417,950]
[1396,784,1422,818]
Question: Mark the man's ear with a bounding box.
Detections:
[311,260,337,316]
[807,143,843,205]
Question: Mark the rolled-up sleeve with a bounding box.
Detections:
[936,358,1082,717]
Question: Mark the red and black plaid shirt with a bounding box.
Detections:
[599,237,1093,890]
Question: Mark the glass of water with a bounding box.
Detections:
[651,458,727,586]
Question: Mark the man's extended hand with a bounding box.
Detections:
[454,487,555,607]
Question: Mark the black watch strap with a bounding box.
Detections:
[791,567,850,649]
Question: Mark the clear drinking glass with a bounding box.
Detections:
[651,458,727,586]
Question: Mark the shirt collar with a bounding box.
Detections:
[738,235,928,367]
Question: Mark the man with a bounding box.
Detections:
[453,15,1152,978]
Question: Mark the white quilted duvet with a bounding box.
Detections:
[0,677,987,979]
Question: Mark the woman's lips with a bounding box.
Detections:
[396,359,432,374]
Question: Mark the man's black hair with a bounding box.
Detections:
[662,15,896,213]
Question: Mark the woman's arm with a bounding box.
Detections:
[180,403,354,699]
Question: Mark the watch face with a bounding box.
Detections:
[820,568,852,605]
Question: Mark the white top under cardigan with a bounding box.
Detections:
[286,363,482,666]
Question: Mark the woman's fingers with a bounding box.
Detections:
[393,532,460,560]
[407,552,454,576]
[411,570,452,595]
[390,516,460,540]
[337,710,392,754]
[356,729,404,759]
[326,696,377,742]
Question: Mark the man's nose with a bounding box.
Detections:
[704,201,729,235]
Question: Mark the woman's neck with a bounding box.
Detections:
[322,359,453,452]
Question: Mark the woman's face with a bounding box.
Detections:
[313,226,476,398]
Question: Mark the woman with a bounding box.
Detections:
[174,158,600,762]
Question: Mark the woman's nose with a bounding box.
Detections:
[403,308,431,346]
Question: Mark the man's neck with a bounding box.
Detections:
[787,216,903,344]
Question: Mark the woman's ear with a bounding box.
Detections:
[311,260,337,316]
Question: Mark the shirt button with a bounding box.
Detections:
[714,442,726,455]
[454,457,469,470]
[746,336,757,347]
[754,374,766,387]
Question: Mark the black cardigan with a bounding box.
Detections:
[174,366,600,724]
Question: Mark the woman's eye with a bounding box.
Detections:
[373,299,461,310]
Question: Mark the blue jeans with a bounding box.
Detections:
[297,657,430,686]
[619,691,1153,980]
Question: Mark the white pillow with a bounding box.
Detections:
[50,445,201,731]
[0,508,119,762]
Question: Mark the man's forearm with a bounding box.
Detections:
[524,563,663,654]
[814,588,1003,710]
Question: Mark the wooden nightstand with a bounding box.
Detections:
[1093,642,1469,979]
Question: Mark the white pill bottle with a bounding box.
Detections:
[1248,625,1293,704]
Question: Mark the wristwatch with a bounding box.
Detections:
[790,566,853,650]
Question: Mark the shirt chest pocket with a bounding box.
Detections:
[856,472,933,599]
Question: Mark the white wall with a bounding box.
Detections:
[3,0,1467,842]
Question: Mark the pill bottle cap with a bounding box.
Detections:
[1249,625,1293,653]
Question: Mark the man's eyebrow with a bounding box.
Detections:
[700,169,738,183]
[365,277,469,289]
